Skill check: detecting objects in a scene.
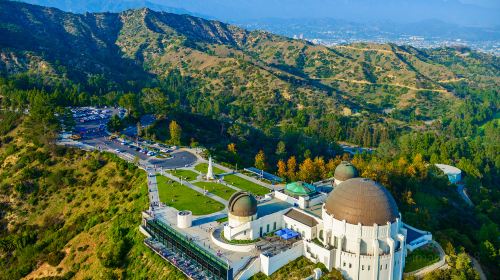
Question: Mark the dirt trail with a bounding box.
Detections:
[320,77,450,93]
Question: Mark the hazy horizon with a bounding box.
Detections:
[15,0,500,27]
[149,0,500,27]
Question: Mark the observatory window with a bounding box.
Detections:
[343,262,346,267]
[362,265,364,270]
[368,265,370,270]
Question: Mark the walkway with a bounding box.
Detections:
[470,255,487,280]
[457,183,474,207]
[146,171,162,211]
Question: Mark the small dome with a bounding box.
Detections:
[285,181,316,197]
[334,161,359,181]
[228,191,257,217]
[324,178,399,225]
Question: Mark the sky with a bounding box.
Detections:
[150,0,500,27]
[459,0,499,8]
[16,0,500,27]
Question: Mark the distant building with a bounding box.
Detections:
[435,164,462,184]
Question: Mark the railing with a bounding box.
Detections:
[146,218,229,269]
[234,256,258,279]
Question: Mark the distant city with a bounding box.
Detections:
[239,19,500,55]
[312,37,498,55]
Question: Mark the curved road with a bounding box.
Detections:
[149,150,197,169]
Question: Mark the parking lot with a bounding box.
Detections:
[65,107,198,169]
[81,134,197,169]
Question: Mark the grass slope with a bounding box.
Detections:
[0,121,186,279]
[404,245,440,272]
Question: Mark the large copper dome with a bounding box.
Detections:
[228,191,257,217]
[324,178,399,225]
[334,161,359,181]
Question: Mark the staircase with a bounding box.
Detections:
[234,256,260,280]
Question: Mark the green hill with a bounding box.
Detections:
[0,1,498,125]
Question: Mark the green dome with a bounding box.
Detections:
[285,181,316,197]
[334,161,359,181]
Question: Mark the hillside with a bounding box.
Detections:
[0,1,499,126]
[0,114,186,279]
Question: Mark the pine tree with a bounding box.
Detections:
[227,143,237,154]
[298,158,316,183]
[277,160,287,180]
[255,150,267,170]
[287,156,298,181]
[275,141,286,158]
[136,122,142,137]
[169,120,182,146]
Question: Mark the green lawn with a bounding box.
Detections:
[156,176,224,215]
[223,174,270,196]
[193,182,237,200]
[167,169,199,181]
[404,246,440,272]
[194,163,225,174]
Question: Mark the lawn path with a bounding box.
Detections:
[210,161,274,189]
[159,170,228,207]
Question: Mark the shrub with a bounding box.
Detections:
[45,250,65,266]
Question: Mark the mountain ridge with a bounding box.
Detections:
[0,1,499,124]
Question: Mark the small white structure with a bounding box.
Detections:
[207,157,215,180]
[177,210,193,228]
[435,164,462,184]
[313,268,323,279]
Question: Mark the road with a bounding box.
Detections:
[470,255,487,280]
[457,183,474,207]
